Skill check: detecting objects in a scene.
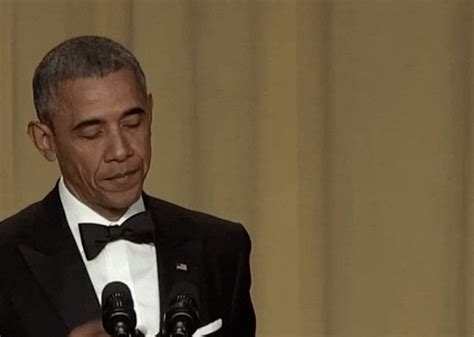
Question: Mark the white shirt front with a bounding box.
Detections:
[58,178,160,336]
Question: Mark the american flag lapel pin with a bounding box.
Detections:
[176,262,188,271]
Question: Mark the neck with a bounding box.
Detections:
[62,179,130,221]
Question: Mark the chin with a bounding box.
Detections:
[104,189,142,210]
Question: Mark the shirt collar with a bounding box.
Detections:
[58,177,146,254]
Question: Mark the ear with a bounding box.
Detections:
[147,93,154,124]
[27,121,57,162]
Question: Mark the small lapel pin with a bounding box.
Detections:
[176,262,188,271]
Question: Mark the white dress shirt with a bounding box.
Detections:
[58,178,160,336]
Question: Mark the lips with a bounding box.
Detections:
[100,168,142,193]
[105,168,140,181]
[99,166,145,194]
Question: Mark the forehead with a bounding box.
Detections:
[55,68,145,122]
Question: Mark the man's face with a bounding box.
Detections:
[49,68,152,219]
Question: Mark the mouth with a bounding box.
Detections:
[105,168,140,181]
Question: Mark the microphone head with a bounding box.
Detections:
[162,282,200,337]
[102,281,137,337]
[168,281,199,305]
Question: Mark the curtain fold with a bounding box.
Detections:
[466,2,474,335]
[0,0,15,216]
[0,1,471,336]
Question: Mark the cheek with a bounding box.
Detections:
[131,132,151,162]
[141,138,152,171]
[70,147,104,182]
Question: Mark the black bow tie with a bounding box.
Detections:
[79,211,155,260]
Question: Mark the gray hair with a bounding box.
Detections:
[33,35,147,125]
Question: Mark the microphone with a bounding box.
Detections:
[161,282,200,337]
[101,281,137,337]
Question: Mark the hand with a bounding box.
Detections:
[68,321,110,337]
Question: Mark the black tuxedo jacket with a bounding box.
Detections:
[0,187,255,337]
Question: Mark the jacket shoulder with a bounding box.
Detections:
[144,195,251,250]
[0,186,60,247]
[0,200,44,244]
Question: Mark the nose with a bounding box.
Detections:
[104,128,133,162]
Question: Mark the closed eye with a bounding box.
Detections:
[79,130,103,140]
[122,114,143,129]
[123,120,141,128]
[75,124,104,140]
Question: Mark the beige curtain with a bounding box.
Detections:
[0,1,472,336]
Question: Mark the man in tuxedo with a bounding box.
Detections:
[0,36,255,337]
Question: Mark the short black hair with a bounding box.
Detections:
[32,35,147,124]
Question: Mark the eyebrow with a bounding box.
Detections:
[71,107,146,131]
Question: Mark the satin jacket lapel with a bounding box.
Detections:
[19,187,100,330]
[144,195,210,327]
